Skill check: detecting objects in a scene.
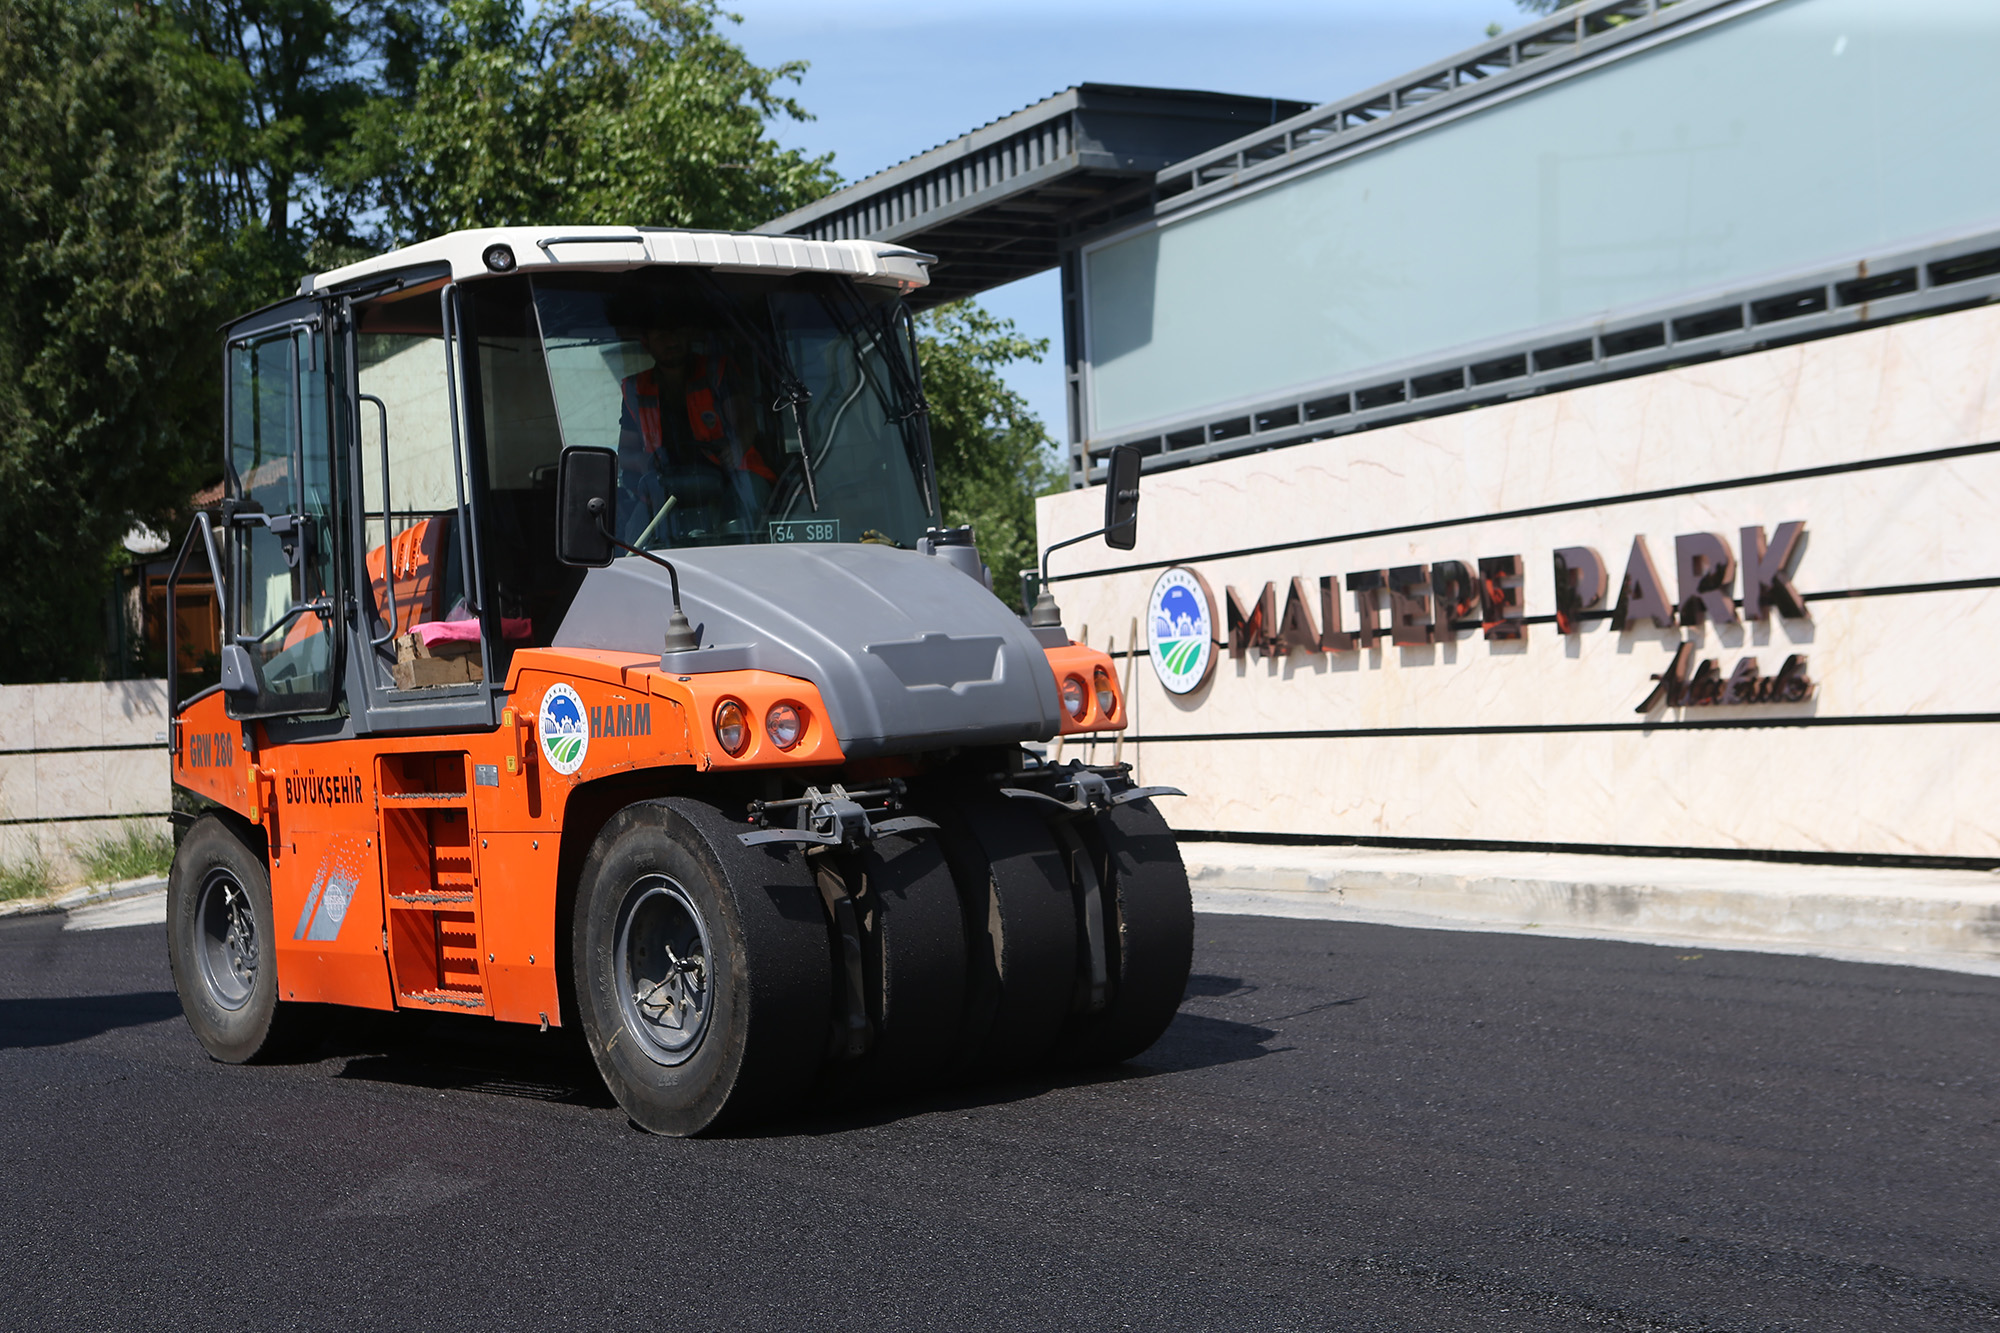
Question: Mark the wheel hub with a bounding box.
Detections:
[194,868,257,1011]
[615,876,713,1066]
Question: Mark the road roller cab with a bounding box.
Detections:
[161,225,1192,1134]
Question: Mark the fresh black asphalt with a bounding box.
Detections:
[3,905,1996,1331]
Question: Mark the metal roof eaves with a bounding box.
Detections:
[756,86,1087,234]
[756,83,1310,237]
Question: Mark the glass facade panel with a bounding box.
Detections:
[1083,0,2000,436]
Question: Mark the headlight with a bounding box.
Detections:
[766,702,805,750]
[1094,666,1116,718]
[713,699,749,755]
[1061,674,1088,721]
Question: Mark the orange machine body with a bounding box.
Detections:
[172,640,1123,1029]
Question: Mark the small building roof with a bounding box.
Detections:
[755,84,1311,306]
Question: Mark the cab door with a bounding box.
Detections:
[222,312,342,717]
[221,304,393,1009]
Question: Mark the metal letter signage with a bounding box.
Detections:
[1388,565,1433,646]
[1135,519,1815,711]
[1741,521,1810,622]
[1674,531,1739,626]
[1636,643,1814,713]
[1147,566,1218,695]
[1226,582,1277,660]
[1552,547,1606,634]
[1477,555,1526,641]
[1278,577,1322,654]
[1612,536,1675,630]
[1430,561,1478,641]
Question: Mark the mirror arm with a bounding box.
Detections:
[1028,525,1106,630]
[1028,443,1142,632]
[587,499,698,654]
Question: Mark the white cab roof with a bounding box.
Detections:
[300,224,934,296]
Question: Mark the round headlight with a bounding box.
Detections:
[713,699,749,755]
[766,702,805,750]
[1061,674,1088,721]
[1094,666,1116,718]
[482,243,517,273]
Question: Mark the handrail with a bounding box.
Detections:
[165,512,228,731]
[358,392,398,646]
[534,233,646,256]
[439,285,483,617]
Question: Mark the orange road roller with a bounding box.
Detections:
[162,225,1191,1134]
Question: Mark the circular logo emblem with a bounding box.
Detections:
[538,682,589,776]
[1147,566,1216,695]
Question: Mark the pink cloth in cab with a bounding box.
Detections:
[411,618,533,647]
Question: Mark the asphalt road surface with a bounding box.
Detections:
[4,905,1997,1332]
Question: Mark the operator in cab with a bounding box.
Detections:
[616,323,779,547]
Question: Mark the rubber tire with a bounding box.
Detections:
[927,789,1077,1076]
[574,798,829,1135]
[818,831,968,1102]
[167,815,320,1064]
[1052,799,1194,1068]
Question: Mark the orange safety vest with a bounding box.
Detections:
[620,364,778,483]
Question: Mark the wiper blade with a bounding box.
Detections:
[816,288,936,519]
[691,271,819,511]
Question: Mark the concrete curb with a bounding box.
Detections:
[0,875,169,920]
[1181,842,2000,977]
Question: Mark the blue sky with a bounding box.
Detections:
[732,0,1527,436]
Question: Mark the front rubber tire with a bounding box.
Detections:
[167,815,319,1064]
[927,789,1077,1076]
[574,798,829,1135]
[816,830,968,1103]
[1053,799,1194,1067]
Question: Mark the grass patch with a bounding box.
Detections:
[0,843,54,903]
[77,821,173,885]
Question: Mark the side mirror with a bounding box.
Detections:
[556,446,618,567]
[217,644,258,700]
[1102,444,1142,551]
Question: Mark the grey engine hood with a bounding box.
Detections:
[553,544,1064,759]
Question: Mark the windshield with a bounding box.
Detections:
[530,269,934,550]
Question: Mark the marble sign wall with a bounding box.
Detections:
[1036,303,2000,860]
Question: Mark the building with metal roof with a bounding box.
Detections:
[780,0,2000,871]
[764,0,2000,488]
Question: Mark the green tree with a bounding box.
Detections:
[0,1,238,680]
[915,302,1064,611]
[173,1,437,286]
[340,0,836,239]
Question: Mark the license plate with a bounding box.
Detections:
[768,519,840,543]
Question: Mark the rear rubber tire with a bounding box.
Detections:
[574,798,829,1135]
[1053,799,1194,1067]
[928,789,1076,1076]
[167,815,320,1064]
[817,831,968,1101]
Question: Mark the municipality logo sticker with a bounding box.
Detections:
[538,682,589,775]
[1147,566,1216,695]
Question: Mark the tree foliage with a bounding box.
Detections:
[338,0,836,240]
[0,0,1057,677]
[915,303,1064,611]
[0,2,235,679]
